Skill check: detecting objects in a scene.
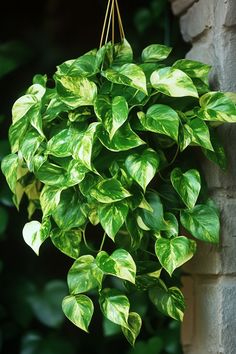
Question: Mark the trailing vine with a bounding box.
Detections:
[2,39,236,345]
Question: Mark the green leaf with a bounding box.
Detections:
[155,236,196,276]
[67,255,103,294]
[125,148,160,190]
[95,96,129,139]
[202,128,227,170]
[62,294,94,333]
[181,118,213,151]
[22,219,50,255]
[98,200,129,240]
[113,39,133,66]
[35,161,66,186]
[180,204,220,243]
[138,104,179,141]
[102,63,147,95]
[55,76,97,108]
[96,249,136,284]
[12,94,38,124]
[137,191,166,231]
[171,168,201,209]
[52,188,86,230]
[163,212,179,238]
[40,185,63,216]
[149,282,185,321]
[90,178,131,203]
[150,67,198,98]
[121,312,142,346]
[99,288,130,328]
[173,59,211,84]
[72,122,100,170]
[9,115,29,152]
[1,153,18,193]
[98,123,145,151]
[198,92,236,122]
[66,159,88,186]
[47,129,73,157]
[20,129,44,169]
[51,229,82,259]
[142,44,172,62]
[56,50,98,77]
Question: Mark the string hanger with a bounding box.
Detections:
[99,0,125,48]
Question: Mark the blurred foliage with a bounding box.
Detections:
[0,0,186,353]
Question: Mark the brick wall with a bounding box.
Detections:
[170,1,236,353]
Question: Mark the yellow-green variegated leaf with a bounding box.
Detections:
[62,294,94,333]
[98,200,129,240]
[90,178,131,203]
[72,122,100,170]
[9,116,29,153]
[55,76,97,108]
[173,59,211,85]
[113,39,133,66]
[180,118,213,152]
[150,67,198,98]
[20,129,44,170]
[180,204,220,243]
[56,50,98,77]
[99,288,130,328]
[1,153,19,193]
[47,128,74,157]
[67,255,103,294]
[12,94,38,123]
[22,218,50,255]
[51,229,82,259]
[98,123,145,151]
[155,236,196,276]
[171,168,201,209]
[125,148,160,191]
[142,44,172,62]
[149,280,185,321]
[138,104,179,141]
[94,95,129,139]
[35,161,66,186]
[198,92,236,122]
[40,185,64,216]
[102,63,147,95]
[52,188,87,230]
[121,312,142,346]
[96,249,136,284]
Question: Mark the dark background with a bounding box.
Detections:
[0,1,188,353]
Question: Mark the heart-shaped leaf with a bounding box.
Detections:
[155,236,196,275]
[62,294,94,332]
[121,312,142,346]
[171,168,201,209]
[96,249,136,284]
[125,148,160,191]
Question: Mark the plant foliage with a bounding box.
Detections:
[2,39,236,344]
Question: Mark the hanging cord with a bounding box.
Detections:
[99,0,125,48]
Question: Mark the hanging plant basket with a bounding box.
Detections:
[2,0,236,345]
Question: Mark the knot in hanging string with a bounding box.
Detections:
[99,0,125,48]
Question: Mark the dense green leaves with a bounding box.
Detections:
[62,294,94,332]
[3,38,233,344]
[181,205,220,243]
[171,168,201,209]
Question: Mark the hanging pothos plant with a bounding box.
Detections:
[2,36,236,344]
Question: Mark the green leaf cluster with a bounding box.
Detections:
[2,39,236,344]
